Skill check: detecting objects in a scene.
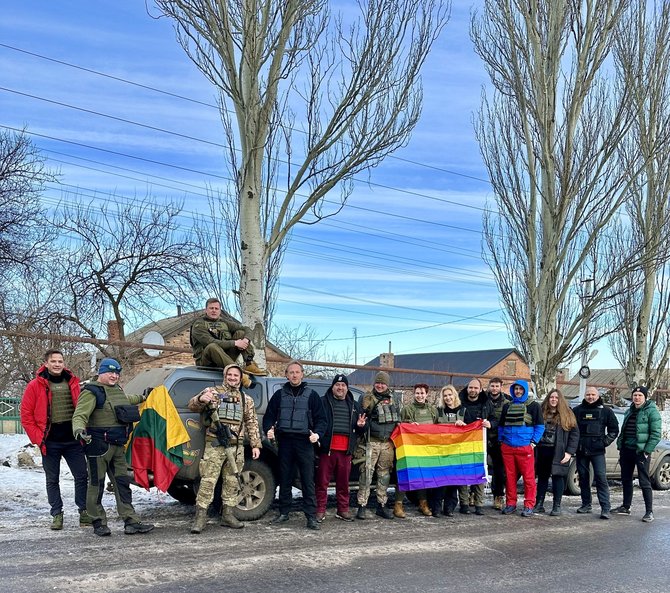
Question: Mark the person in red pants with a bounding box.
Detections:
[498,379,544,517]
[315,375,367,522]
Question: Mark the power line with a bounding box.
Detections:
[0,42,494,186]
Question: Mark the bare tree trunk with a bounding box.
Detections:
[472,0,654,393]
[154,0,448,351]
[609,0,670,392]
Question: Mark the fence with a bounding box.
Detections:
[0,396,23,435]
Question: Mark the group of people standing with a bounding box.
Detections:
[258,369,664,527]
[21,340,663,536]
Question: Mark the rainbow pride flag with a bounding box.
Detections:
[391,420,488,491]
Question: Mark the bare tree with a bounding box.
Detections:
[0,128,56,280]
[0,269,93,394]
[153,0,449,364]
[192,190,285,329]
[609,0,670,394]
[270,322,352,377]
[471,0,660,395]
[54,197,202,358]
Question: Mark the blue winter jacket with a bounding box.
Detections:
[498,379,544,447]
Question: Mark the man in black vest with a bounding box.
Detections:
[573,385,619,519]
[72,358,153,537]
[456,378,495,515]
[263,361,327,530]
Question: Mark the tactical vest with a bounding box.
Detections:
[577,406,605,435]
[277,389,311,434]
[504,402,533,427]
[217,395,243,425]
[409,403,435,425]
[489,396,507,422]
[437,408,461,424]
[82,383,131,445]
[372,399,400,425]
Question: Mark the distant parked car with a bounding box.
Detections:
[563,404,670,494]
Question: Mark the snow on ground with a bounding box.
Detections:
[0,434,192,531]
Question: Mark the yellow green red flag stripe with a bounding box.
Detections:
[126,386,190,492]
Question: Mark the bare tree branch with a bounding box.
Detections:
[153,0,449,364]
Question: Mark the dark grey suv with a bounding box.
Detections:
[124,366,365,520]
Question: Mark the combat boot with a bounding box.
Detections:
[393,500,406,518]
[191,506,208,534]
[244,361,268,376]
[418,500,433,517]
[51,512,64,531]
[220,506,244,529]
[376,504,394,519]
[241,373,252,389]
[493,496,504,510]
[79,509,93,527]
[533,494,546,514]
[356,505,368,520]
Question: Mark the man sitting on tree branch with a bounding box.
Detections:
[190,297,267,379]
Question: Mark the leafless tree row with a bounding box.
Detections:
[474,0,670,396]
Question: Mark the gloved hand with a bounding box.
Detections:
[75,429,92,445]
[140,388,152,402]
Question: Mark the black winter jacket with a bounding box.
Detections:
[318,388,365,455]
[538,421,580,477]
[573,397,619,456]
[458,388,496,426]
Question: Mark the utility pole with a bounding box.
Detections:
[352,327,357,367]
[578,279,594,398]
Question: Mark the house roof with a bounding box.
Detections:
[561,368,628,399]
[348,348,524,388]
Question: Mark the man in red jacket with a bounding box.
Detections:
[20,349,90,530]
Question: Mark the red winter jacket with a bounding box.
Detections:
[20,366,81,454]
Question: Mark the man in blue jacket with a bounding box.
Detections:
[498,379,544,517]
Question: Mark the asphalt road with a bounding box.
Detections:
[1,488,668,593]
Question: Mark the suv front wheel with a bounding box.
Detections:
[233,459,277,521]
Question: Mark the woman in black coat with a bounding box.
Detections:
[534,388,580,516]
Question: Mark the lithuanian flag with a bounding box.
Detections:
[391,420,488,491]
[126,386,190,491]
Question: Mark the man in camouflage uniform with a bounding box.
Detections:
[190,297,267,378]
[188,363,262,533]
[356,371,400,520]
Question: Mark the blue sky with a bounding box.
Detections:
[0,1,617,371]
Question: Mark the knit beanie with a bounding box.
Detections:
[632,386,648,399]
[374,371,390,387]
[331,374,349,387]
[98,358,122,375]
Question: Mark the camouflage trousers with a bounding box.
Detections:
[196,442,244,509]
[357,439,395,506]
[458,483,485,507]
